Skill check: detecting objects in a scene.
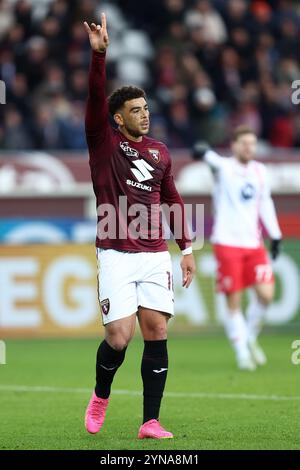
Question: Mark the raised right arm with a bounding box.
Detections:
[84,14,110,142]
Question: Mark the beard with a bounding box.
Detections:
[124,123,149,138]
[237,152,254,163]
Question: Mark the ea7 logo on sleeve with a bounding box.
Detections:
[100,298,110,315]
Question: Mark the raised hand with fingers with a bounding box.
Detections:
[83,12,109,53]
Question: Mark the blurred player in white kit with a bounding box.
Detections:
[193,126,282,370]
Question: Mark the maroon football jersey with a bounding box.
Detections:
[85,51,191,253]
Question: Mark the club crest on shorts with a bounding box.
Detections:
[100,298,110,315]
[148,148,160,163]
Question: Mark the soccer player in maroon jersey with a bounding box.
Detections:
[83,14,196,439]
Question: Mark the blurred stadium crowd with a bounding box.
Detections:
[1,0,300,150]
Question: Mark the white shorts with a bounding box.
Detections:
[96,248,174,325]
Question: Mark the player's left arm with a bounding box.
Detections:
[258,165,282,260]
[161,152,196,288]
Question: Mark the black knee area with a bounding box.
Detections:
[97,339,127,368]
[95,340,127,399]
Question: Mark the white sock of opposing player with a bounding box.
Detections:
[223,310,250,359]
[246,299,267,343]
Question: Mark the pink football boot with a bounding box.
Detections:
[85,391,109,434]
[138,419,174,439]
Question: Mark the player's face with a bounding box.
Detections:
[232,133,257,163]
[116,98,150,138]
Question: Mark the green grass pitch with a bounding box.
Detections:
[0,333,299,450]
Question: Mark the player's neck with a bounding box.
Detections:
[235,156,249,166]
[119,127,143,143]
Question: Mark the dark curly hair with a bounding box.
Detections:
[108,86,146,116]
